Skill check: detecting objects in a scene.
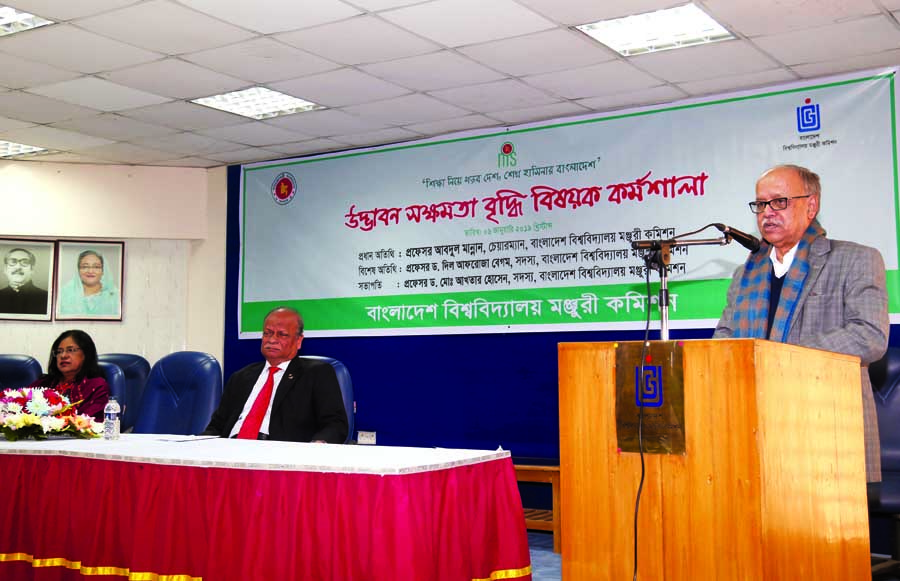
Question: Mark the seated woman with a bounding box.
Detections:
[29,330,109,421]
[57,250,120,317]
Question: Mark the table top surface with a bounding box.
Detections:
[0,434,510,475]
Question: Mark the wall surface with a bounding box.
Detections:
[0,160,226,370]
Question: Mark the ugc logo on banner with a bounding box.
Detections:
[796,98,821,133]
[635,365,663,407]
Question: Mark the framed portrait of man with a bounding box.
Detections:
[54,241,124,321]
[0,239,55,321]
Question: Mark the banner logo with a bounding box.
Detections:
[272,172,298,205]
[498,141,517,168]
[635,365,663,407]
[796,98,821,133]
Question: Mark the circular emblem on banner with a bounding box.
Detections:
[272,172,298,205]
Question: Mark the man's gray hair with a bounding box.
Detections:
[5,248,35,266]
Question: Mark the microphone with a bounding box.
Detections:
[714,223,760,252]
[630,239,671,251]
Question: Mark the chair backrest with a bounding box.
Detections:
[0,354,42,390]
[133,351,223,436]
[98,353,150,432]
[871,346,900,472]
[97,360,126,421]
[298,355,355,444]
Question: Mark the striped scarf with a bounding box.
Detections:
[730,220,825,342]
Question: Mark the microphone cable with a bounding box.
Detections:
[632,258,654,581]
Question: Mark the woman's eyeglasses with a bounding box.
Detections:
[54,347,82,356]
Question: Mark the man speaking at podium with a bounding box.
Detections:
[714,164,889,482]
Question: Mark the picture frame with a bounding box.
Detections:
[54,241,124,321]
[0,239,55,321]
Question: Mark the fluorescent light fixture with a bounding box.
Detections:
[0,6,53,36]
[191,86,324,120]
[575,2,734,57]
[0,140,48,158]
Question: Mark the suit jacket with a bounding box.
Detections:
[202,357,348,444]
[0,282,48,315]
[715,237,889,482]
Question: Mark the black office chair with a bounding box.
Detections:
[298,356,355,444]
[869,347,900,577]
[98,353,150,432]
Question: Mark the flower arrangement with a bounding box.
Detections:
[0,387,102,442]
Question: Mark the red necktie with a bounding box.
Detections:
[237,366,279,440]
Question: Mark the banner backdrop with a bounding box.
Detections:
[240,69,900,337]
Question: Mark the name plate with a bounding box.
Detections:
[615,341,686,455]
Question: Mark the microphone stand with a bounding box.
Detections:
[634,235,729,341]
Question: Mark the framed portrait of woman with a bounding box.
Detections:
[0,238,55,321]
[54,241,124,321]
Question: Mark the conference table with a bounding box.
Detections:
[0,435,533,581]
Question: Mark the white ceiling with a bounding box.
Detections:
[1,0,899,167]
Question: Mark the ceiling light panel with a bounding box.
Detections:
[0,139,46,157]
[0,6,52,36]
[576,2,734,57]
[191,87,324,120]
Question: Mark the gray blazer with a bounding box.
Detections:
[714,236,889,482]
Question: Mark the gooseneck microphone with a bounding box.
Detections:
[713,223,761,252]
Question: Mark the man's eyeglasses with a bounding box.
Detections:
[748,195,812,214]
[54,347,82,357]
[5,258,32,267]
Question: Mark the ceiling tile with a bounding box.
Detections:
[336,127,421,146]
[360,51,505,91]
[347,0,423,9]
[677,69,796,97]
[4,0,141,20]
[343,93,470,125]
[753,15,900,66]
[575,85,688,112]
[459,29,615,76]
[264,109,388,137]
[267,138,350,155]
[404,114,500,135]
[488,101,591,124]
[277,15,439,65]
[119,101,245,130]
[51,113,178,140]
[132,132,243,155]
[270,68,411,108]
[0,91,100,123]
[0,115,36,132]
[630,40,777,83]
[524,60,660,99]
[147,156,221,168]
[178,0,361,34]
[704,0,882,37]
[197,122,312,146]
[27,77,170,111]
[183,38,340,84]
[0,53,81,90]
[429,79,560,113]
[204,147,283,163]
[791,50,900,79]
[75,0,255,54]
[0,125,114,149]
[0,24,161,73]
[34,152,116,164]
[100,59,248,100]
[78,142,180,163]
[513,0,682,26]
[381,0,555,47]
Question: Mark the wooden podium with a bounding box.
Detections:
[558,339,870,580]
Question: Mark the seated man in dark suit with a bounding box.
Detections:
[203,306,348,443]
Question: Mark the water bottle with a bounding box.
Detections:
[103,397,121,441]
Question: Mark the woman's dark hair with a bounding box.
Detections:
[77,250,104,269]
[46,330,103,385]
